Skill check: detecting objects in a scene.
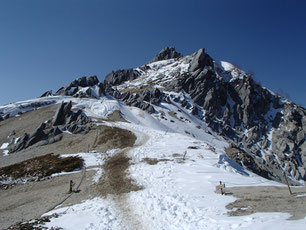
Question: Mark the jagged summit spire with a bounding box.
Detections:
[151,47,182,62]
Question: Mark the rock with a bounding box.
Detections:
[26,123,47,148]
[54,76,100,98]
[152,47,182,62]
[165,96,171,104]
[10,133,29,153]
[191,106,198,115]
[87,75,99,86]
[188,48,213,72]
[104,69,139,86]
[49,127,63,137]
[78,76,87,87]
[53,102,72,126]
[9,130,16,137]
[47,134,63,145]
[297,131,305,145]
[40,90,53,97]
[98,82,106,96]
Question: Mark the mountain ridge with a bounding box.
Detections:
[1,47,305,186]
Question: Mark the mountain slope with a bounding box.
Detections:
[31,47,306,185]
[0,47,306,229]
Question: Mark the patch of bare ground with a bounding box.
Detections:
[226,186,306,220]
[93,126,136,153]
[96,127,146,229]
[98,151,142,196]
[96,124,140,196]
[143,157,172,165]
[106,110,128,122]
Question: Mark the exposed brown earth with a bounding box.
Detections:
[98,150,142,196]
[226,186,306,220]
[93,126,136,153]
[143,157,172,165]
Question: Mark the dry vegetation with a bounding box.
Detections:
[143,157,172,165]
[0,153,83,188]
[120,86,153,94]
[98,152,142,196]
[6,214,62,230]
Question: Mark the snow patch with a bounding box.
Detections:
[0,142,9,149]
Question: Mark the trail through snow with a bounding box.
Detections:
[43,122,306,230]
[1,96,305,229]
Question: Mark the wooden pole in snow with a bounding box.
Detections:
[284,172,293,195]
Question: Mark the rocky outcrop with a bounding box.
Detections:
[104,69,140,86]
[152,47,182,62]
[103,84,157,114]
[40,90,53,97]
[8,101,92,153]
[166,48,306,184]
[55,76,101,98]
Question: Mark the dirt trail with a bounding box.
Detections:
[97,125,149,230]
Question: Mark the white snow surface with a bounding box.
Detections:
[220,61,236,71]
[1,95,305,229]
[0,142,9,149]
[219,61,247,82]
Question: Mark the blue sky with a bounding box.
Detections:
[0,0,305,107]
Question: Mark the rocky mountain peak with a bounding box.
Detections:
[151,47,182,62]
[37,47,306,185]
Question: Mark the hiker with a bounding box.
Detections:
[220,181,225,195]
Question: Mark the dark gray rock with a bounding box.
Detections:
[40,90,53,97]
[191,106,198,115]
[4,114,10,120]
[188,48,213,72]
[10,133,29,153]
[53,101,72,126]
[87,76,99,86]
[26,123,47,148]
[152,47,182,62]
[104,69,140,86]
[54,76,100,98]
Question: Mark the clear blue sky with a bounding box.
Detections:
[0,0,305,107]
